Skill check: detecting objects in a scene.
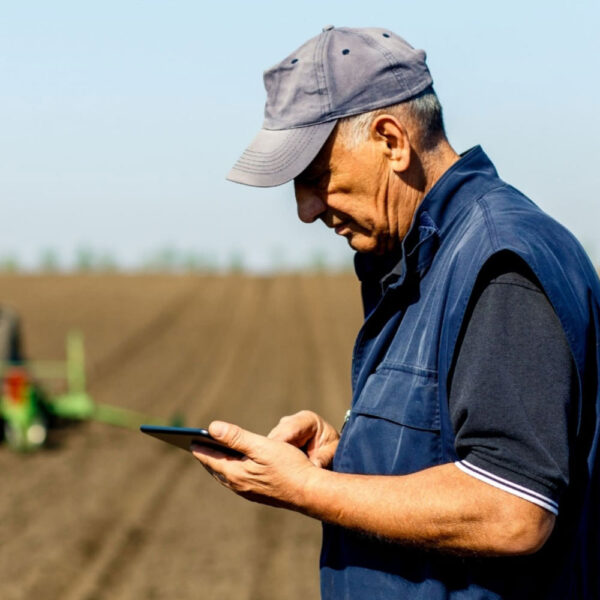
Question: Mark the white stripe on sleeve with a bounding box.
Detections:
[455,460,559,515]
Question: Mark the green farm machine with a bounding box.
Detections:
[0,306,180,451]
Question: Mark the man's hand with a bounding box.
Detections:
[191,421,319,511]
[267,410,340,469]
[191,417,554,556]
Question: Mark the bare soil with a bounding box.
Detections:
[0,273,361,600]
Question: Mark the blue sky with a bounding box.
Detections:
[1,1,599,270]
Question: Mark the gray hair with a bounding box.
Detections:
[336,86,446,151]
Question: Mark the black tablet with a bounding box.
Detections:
[140,425,244,457]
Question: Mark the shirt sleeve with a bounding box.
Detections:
[449,255,577,515]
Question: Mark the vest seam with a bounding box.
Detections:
[476,186,509,250]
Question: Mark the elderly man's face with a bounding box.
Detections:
[294,126,408,254]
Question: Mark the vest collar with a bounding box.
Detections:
[419,145,500,234]
[355,146,500,292]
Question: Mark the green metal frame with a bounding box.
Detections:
[0,332,182,451]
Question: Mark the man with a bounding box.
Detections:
[192,26,600,598]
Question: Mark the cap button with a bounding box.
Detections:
[322,24,334,32]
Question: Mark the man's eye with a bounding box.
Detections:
[310,171,330,186]
[296,169,329,188]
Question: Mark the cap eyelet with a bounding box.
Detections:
[342,49,350,55]
[291,58,299,64]
[382,33,391,38]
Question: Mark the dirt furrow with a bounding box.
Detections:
[105,276,328,600]
[61,277,268,600]
[86,280,207,385]
[242,275,353,600]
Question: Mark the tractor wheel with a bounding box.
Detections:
[4,413,48,451]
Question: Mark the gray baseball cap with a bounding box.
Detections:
[227,26,432,188]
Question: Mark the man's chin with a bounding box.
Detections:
[346,235,379,254]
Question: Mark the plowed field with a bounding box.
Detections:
[0,273,361,600]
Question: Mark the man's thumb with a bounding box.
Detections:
[209,421,260,456]
[209,421,227,439]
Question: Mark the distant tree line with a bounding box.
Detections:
[0,246,354,274]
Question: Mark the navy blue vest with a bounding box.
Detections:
[320,147,600,599]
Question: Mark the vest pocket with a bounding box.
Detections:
[334,364,442,475]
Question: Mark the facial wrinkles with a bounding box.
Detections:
[338,149,373,224]
[397,182,424,241]
[318,159,356,230]
[373,161,397,254]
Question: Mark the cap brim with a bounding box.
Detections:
[227,120,338,187]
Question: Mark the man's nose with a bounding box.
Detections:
[295,190,327,223]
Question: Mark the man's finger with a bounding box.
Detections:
[208,421,266,458]
[190,443,228,460]
[267,411,317,445]
[310,441,338,469]
[190,443,232,472]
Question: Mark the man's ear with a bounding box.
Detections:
[370,115,411,173]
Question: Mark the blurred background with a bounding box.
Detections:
[1,2,599,599]
[1,0,599,273]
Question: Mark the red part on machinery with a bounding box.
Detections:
[3,368,29,404]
